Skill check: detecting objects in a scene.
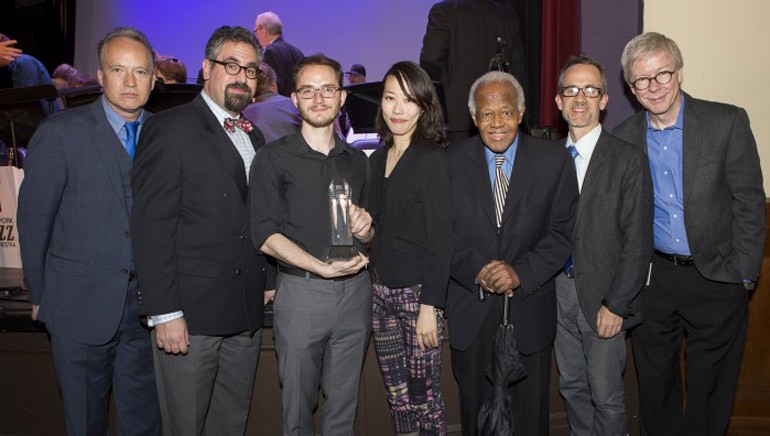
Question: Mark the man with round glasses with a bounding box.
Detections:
[614,32,765,436]
[132,25,270,435]
[553,55,652,436]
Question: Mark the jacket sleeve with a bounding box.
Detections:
[419,3,450,81]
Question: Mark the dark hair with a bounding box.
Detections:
[156,55,187,84]
[292,54,343,90]
[205,26,261,63]
[558,54,608,94]
[375,61,448,148]
[97,27,154,74]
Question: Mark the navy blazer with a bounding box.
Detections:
[19,100,136,345]
[446,133,578,353]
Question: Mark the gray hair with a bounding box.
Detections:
[468,71,525,115]
[558,54,608,94]
[97,27,155,74]
[621,32,684,83]
[204,26,261,63]
[256,11,283,36]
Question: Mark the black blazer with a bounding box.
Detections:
[614,93,765,284]
[570,129,653,331]
[263,37,305,97]
[420,0,526,132]
[131,94,269,336]
[446,134,578,353]
[368,139,453,307]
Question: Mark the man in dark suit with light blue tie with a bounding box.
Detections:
[18,27,160,435]
[553,55,652,436]
[614,32,765,436]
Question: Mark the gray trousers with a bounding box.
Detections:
[152,329,262,436]
[554,274,627,436]
[274,271,372,436]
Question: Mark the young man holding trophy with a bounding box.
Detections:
[249,54,374,435]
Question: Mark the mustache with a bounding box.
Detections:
[226,82,251,93]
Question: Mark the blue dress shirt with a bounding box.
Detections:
[483,134,519,190]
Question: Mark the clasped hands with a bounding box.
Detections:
[317,203,373,279]
[477,260,519,297]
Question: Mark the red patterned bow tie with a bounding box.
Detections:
[223,117,254,133]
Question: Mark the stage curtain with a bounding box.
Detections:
[539,0,580,135]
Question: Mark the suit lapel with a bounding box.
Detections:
[192,95,249,202]
[574,131,610,228]
[465,137,497,228]
[681,93,702,202]
[88,100,130,216]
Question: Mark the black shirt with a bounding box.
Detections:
[250,132,370,263]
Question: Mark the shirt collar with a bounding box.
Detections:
[100,95,147,135]
[646,92,685,131]
[201,90,242,126]
[484,133,519,164]
[567,124,602,163]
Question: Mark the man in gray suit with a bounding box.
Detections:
[553,55,652,436]
[614,32,765,436]
[18,27,160,435]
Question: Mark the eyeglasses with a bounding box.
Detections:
[294,85,341,99]
[630,70,676,90]
[208,59,259,80]
[560,86,603,98]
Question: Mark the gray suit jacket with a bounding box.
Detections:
[570,129,653,331]
[18,99,135,345]
[614,93,765,284]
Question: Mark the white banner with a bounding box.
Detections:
[0,166,24,268]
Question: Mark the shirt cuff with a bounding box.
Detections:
[147,311,184,327]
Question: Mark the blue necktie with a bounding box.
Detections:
[564,145,580,275]
[125,121,140,159]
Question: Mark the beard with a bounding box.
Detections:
[298,102,339,128]
[224,82,253,113]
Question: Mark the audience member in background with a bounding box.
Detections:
[0,36,22,66]
[51,63,80,89]
[155,55,187,84]
[253,11,304,97]
[131,25,269,436]
[420,0,526,144]
[242,62,300,143]
[614,31,765,436]
[18,27,160,436]
[553,54,652,436]
[368,60,452,435]
[250,54,373,435]
[345,63,366,85]
[0,33,54,88]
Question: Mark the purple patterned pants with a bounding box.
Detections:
[372,282,446,435]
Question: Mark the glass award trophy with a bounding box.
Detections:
[325,178,357,261]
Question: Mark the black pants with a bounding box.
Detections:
[633,256,748,436]
[450,299,551,436]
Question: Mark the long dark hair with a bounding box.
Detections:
[375,61,448,148]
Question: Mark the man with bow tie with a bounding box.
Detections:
[131,25,271,435]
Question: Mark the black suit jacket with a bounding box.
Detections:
[446,134,578,353]
[368,139,453,307]
[570,129,653,331]
[263,37,305,97]
[420,0,526,133]
[131,94,268,336]
[614,93,765,284]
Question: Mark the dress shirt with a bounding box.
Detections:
[566,124,602,193]
[483,134,519,190]
[646,94,690,255]
[251,132,370,264]
[200,90,256,182]
[101,96,148,153]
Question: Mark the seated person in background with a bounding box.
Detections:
[242,63,300,143]
[155,55,187,84]
[51,63,80,89]
[0,33,54,88]
[345,63,366,85]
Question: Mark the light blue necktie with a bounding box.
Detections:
[124,121,140,159]
[564,145,580,274]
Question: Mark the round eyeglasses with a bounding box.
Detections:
[294,86,341,99]
[630,70,675,90]
[560,86,603,98]
[208,59,259,80]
